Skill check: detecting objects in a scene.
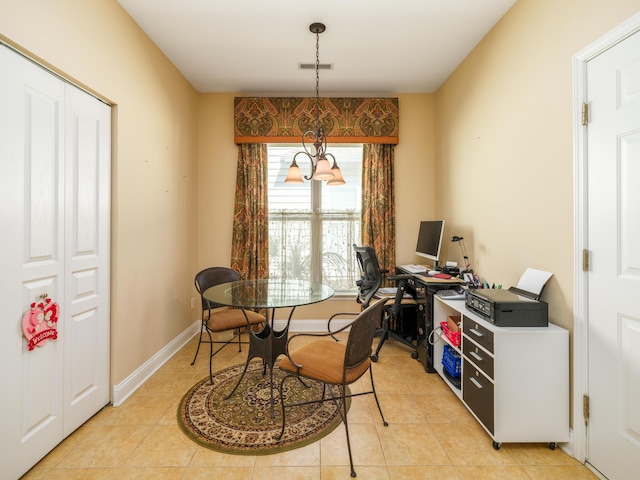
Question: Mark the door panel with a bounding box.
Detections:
[21,276,63,440]
[620,132,640,278]
[620,316,640,442]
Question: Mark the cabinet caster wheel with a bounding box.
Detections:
[411,351,418,359]
[371,354,379,362]
[549,442,556,450]
[492,441,501,450]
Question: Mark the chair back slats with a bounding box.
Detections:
[344,298,386,370]
[194,267,243,309]
[353,244,384,308]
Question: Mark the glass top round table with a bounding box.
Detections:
[203,278,334,310]
[202,278,334,417]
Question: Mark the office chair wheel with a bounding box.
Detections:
[370,353,379,362]
[411,351,418,359]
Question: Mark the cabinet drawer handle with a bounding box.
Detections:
[470,351,483,362]
[470,377,483,389]
[470,328,484,338]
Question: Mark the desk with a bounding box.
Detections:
[395,267,464,372]
[203,279,334,415]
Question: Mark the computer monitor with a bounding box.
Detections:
[415,220,445,265]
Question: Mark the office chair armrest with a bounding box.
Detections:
[387,274,413,282]
[388,274,413,295]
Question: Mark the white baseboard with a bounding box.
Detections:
[111,319,201,406]
[111,317,355,406]
[559,429,573,459]
[555,429,592,469]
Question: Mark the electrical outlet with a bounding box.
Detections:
[190,296,195,310]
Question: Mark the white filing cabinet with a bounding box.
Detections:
[432,295,569,449]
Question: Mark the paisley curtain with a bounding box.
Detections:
[230,144,269,280]
[361,144,396,279]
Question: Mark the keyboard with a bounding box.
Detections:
[401,264,428,274]
[436,288,466,300]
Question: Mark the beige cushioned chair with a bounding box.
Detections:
[276,298,389,478]
[192,267,265,384]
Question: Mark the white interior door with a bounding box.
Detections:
[586,29,640,480]
[0,45,110,479]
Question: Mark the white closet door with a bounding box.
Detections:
[63,73,111,435]
[0,45,110,479]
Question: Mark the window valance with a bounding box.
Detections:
[234,97,399,144]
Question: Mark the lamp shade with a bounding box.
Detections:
[312,157,334,180]
[284,162,304,183]
[327,161,346,185]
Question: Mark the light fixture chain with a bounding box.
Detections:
[315,30,320,128]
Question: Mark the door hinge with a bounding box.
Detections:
[583,249,589,272]
[583,394,590,425]
[582,102,589,126]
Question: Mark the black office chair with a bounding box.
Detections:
[276,298,389,478]
[353,244,418,362]
[192,267,265,384]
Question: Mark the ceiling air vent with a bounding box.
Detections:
[299,63,333,70]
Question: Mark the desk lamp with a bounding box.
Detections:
[451,236,473,274]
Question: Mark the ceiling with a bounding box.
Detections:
[117,0,516,94]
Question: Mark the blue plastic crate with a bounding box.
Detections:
[442,344,461,378]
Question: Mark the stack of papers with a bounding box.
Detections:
[378,287,398,295]
[377,287,413,298]
[402,264,428,274]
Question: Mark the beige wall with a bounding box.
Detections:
[435,0,640,334]
[396,94,437,265]
[197,94,238,269]
[197,92,436,318]
[0,0,200,387]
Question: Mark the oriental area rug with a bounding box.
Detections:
[177,361,350,455]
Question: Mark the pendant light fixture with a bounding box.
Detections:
[285,23,345,185]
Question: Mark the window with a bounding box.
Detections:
[268,144,362,292]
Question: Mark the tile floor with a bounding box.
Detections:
[22,333,599,480]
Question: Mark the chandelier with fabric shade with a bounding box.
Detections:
[285,23,345,186]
